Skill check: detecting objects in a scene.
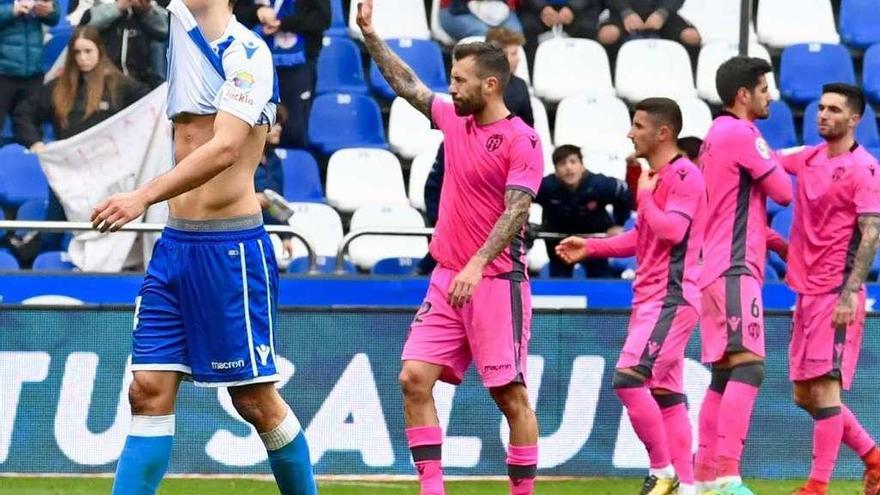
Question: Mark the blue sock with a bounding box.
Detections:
[261,411,317,495]
[112,415,175,495]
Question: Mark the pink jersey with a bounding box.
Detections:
[699,114,782,286]
[429,97,544,278]
[779,142,880,294]
[587,156,706,308]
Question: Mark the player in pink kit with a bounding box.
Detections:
[776,84,880,495]
[355,2,543,494]
[694,57,793,495]
[557,98,706,495]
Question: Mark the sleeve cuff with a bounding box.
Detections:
[506,185,537,198]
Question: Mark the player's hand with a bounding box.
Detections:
[91,190,149,233]
[832,290,859,329]
[558,6,574,25]
[623,13,644,33]
[643,11,665,31]
[638,169,658,192]
[448,257,484,308]
[540,5,559,27]
[262,20,280,35]
[555,236,587,264]
[256,5,277,25]
[355,0,375,36]
[13,0,33,16]
[29,141,46,153]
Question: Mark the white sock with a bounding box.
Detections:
[649,464,676,479]
[259,408,301,451]
[716,475,742,487]
[678,483,696,495]
[695,480,717,493]
[130,414,175,436]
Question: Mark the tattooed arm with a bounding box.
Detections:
[447,189,533,308]
[833,215,880,328]
[356,0,432,117]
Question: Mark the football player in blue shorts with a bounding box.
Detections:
[90,0,316,493]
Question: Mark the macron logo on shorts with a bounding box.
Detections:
[211,359,246,370]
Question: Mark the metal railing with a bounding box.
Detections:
[0,221,318,273]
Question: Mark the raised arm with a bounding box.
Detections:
[833,215,880,327]
[356,0,432,117]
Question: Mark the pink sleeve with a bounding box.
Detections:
[758,164,793,207]
[584,229,638,258]
[854,158,880,215]
[506,133,545,197]
[775,146,809,175]
[638,189,692,244]
[766,225,788,260]
[430,96,455,133]
[734,126,780,181]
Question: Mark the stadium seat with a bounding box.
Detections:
[581,138,635,180]
[529,96,554,176]
[802,100,880,148]
[779,44,856,106]
[869,147,880,160]
[839,0,880,49]
[757,0,840,48]
[863,44,880,105]
[276,149,324,203]
[388,96,444,159]
[347,204,429,269]
[430,0,455,46]
[0,249,19,270]
[369,39,448,100]
[325,0,347,37]
[528,239,550,273]
[288,256,356,274]
[532,37,613,102]
[696,41,781,105]
[764,262,781,282]
[538,261,586,279]
[616,39,697,103]
[554,94,631,151]
[286,202,344,258]
[315,37,369,95]
[770,206,794,240]
[372,256,418,275]
[408,142,440,211]
[755,100,799,149]
[458,35,531,86]
[32,251,76,271]
[14,199,48,237]
[0,145,48,207]
[676,97,713,139]
[679,0,756,45]
[43,29,71,74]
[325,148,408,213]
[348,0,430,41]
[307,93,387,156]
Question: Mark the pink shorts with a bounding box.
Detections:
[616,302,698,393]
[789,290,866,389]
[700,274,765,363]
[401,266,532,388]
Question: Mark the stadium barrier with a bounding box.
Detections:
[1,305,879,480]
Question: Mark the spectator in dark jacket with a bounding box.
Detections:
[79,0,169,88]
[236,0,329,148]
[13,26,148,253]
[519,0,600,64]
[598,0,700,64]
[535,144,633,278]
[440,0,522,41]
[0,0,60,141]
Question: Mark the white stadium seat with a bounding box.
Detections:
[676,97,714,139]
[325,148,409,213]
[582,140,635,181]
[679,0,756,45]
[554,94,631,151]
[696,41,781,105]
[408,142,440,211]
[529,96,555,176]
[757,0,839,48]
[458,35,530,86]
[348,0,430,41]
[532,37,613,102]
[388,96,444,159]
[286,202,345,258]
[616,39,697,103]
[528,239,550,272]
[348,204,429,269]
[430,0,455,46]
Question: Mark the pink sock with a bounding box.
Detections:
[809,407,844,483]
[695,389,722,482]
[658,397,694,484]
[507,444,537,495]
[842,405,876,457]
[616,386,671,468]
[406,426,445,495]
[717,380,759,476]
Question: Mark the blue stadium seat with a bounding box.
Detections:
[868,147,880,160]
[307,93,387,156]
[779,44,856,106]
[43,29,71,73]
[0,145,48,207]
[372,256,417,275]
[0,249,19,270]
[802,100,880,147]
[770,206,793,240]
[839,0,880,49]
[315,37,369,96]
[1,118,12,142]
[538,261,587,278]
[863,44,880,105]
[756,100,799,149]
[32,251,76,271]
[369,39,448,100]
[288,256,355,274]
[325,0,347,37]
[767,251,787,280]
[764,262,781,282]
[14,199,48,237]
[277,149,324,202]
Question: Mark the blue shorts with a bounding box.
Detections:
[131,216,280,387]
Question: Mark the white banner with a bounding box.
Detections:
[36,84,172,272]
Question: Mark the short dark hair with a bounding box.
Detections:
[452,41,511,90]
[677,136,703,161]
[634,97,683,137]
[715,56,773,107]
[822,82,866,116]
[552,144,583,166]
